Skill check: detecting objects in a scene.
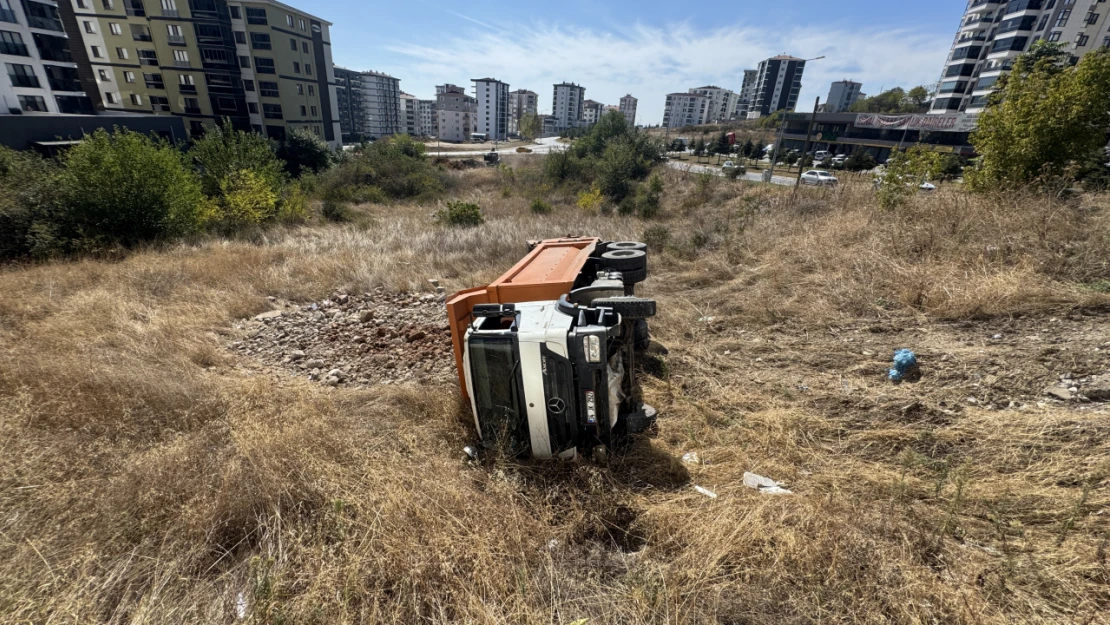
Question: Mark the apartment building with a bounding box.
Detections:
[436,82,474,142]
[582,98,603,125]
[399,90,419,136]
[748,55,806,119]
[618,93,636,126]
[473,76,508,141]
[418,97,434,137]
[1,0,94,114]
[689,85,739,123]
[552,81,583,131]
[358,69,399,139]
[662,92,708,129]
[508,88,535,134]
[56,0,341,146]
[735,69,758,118]
[826,80,863,113]
[334,65,364,142]
[931,0,1110,115]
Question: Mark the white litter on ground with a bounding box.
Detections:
[694,485,718,499]
[743,472,793,495]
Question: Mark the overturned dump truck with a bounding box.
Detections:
[446,238,658,459]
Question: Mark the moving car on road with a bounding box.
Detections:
[800,170,839,186]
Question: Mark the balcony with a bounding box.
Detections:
[48,77,83,92]
[167,35,186,45]
[9,73,41,88]
[0,41,29,56]
[26,14,64,32]
[173,59,191,68]
[0,8,16,23]
[133,33,153,42]
[184,106,202,114]
[125,0,145,16]
[162,8,180,17]
[179,84,197,94]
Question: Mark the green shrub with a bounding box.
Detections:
[59,128,204,246]
[276,127,333,178]
[276,183,310,224]
[316,135,444,203]
[642,225,670,251]
[435,201,483,227]
[576,186,604,214]
[530,199,553,214]
[210,169,279,231]
[322,200,352,222]
[190,121,285,198]
[0,146,64,258]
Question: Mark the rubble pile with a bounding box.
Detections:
[230,289,456,388]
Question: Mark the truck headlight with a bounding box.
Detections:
[584,335,601,363]
[585,391,597,424]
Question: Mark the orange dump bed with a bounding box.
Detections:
[446,237,600,396]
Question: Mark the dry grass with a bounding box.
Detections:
[1,163,1108,624]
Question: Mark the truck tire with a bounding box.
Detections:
[593,296,656,319]
[634,319,650,351]
[607,241,648,252]
[600,249,647,272]
[618,267,647,285]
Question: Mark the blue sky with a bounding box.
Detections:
[321,0,967,124]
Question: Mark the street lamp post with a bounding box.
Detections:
[794,95,823,189]
[768,55,824,183]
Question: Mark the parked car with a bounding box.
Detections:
[722,160,738,169]
[814,150,831,163]
[919,181,937,191]
[800,170,839,186]
[831,154,848,166]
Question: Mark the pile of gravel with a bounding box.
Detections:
[229,288,457,388]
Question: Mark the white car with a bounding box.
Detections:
[722,160,738,169]
[800,170,839,186]
[919,181,937,191]
[831,154,848,166]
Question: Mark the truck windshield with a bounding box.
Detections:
[469,336,526,450]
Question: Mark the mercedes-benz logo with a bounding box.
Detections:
[547,397,566,414]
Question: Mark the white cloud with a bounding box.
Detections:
[383,20,951,125]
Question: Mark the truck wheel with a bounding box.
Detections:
[607,241,648,252]
[634,319,650,351]
[593,296,656,319]
[618,267,647,285]
[600,249,647,272]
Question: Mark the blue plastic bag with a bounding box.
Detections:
[889,349,918,382]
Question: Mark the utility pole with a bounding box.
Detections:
[794,96,822,188]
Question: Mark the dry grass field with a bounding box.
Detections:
[1,162,1109,624]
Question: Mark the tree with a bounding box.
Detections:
[847,86,932,114]
[741,139,755,163]
[843,148,878,172]
[711,132,731,156]
[191,120,285,198]
[876,145,946,209]
[518,113,543,141]
[692,138,707,158]
[60,128,204,245]
[906,86,931,110]
[276,127,332,178]
[669,138,686,153]
[968,43,1110,190]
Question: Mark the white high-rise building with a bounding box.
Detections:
[689,85,739,123]
[662,92,708,129]
[552,82,584,131]
[825,80,864,113]
[748,55,806,119]
[399,92,419,136]
[509,89,537,134]
[930,0,1110,115]
[619,94,637,126]
[735,69,759,118]
[360,70,401,138]
[0,0,93,115]
[582,99,604,125]
[418,99,436,137]
[436,83,475,142]
[473,77,509,141]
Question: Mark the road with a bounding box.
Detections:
[664,160,798,187]
[426,136,566,158]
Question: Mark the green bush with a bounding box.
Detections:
[435,201,483,227]
[317,135,444,203]
[276,127,333,178]
[530,199,553,214]
[642,225,670,251]
[0,146,64,258]
[59,128,204,246]
[191,121,285,198]
[209,169,279,231]
[277,183,310,224]
[322,200,353,222]
[844,149,878,172]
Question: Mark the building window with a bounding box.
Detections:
[1077,33,1090,46]
[161,0,177,15]
[150,95,170,111]
[248,102,258,113]
[250,32,271,50]
[216,96,236,111]
[292,61,301,73]
[233,30,246,44]
[1048,31,1062,42]
[166,24,184,44]
[130,93,142,105]
[1056,10,1071,27]
[173,49,188,65]
[286,14,293,27]
[18,94,47,111]
[5,63,40,88]
[302,41,308,53]
[296,83,303,95]
[190,120,206,136]
[307,84,314,96]
[102,0,114,9]
[90,45,103,58]
[179,74,194,85]
[299,104,306,115]
[76,0,88,8]
[184,97,200,112]
[299,18,306,31]
[98,68,110,81]
[289,37,297,51]
[105,92,118,104]
[238,55,250,68]
[229,5,241,19]
[254,57,275,73]
[84,21,95,34]
[130,24,152,41]
[310,105,317,116]
[123,71,134,82]
[245,7,266,25]
[263,103,283,119]
[243,78,254,91]
[143,72,164,88]
[139,49,158,65]
[110,22,122,35]
[259,80,278,97]
[116,46,128,59]
[304,63,311,76]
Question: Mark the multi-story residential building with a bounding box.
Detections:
[1,0,94,115]
[618,93,637,126]
[689,85,739,123]
[418,97,434,137]
[735,69,758,118]
[930,0,1110,115]
[552,81,584,131]
[662,91,708,129]
[508,88,536,134]
[582,98,604,125]
[399,90,419,136]
[334,65,364,142]
[436,82,474,142]
[57,0,341,146]
[473,76,508,140]
[748,54,806,119]
[358,69,399,139]
[826,80,863,113]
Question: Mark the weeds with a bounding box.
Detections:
[435,200,484,227]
